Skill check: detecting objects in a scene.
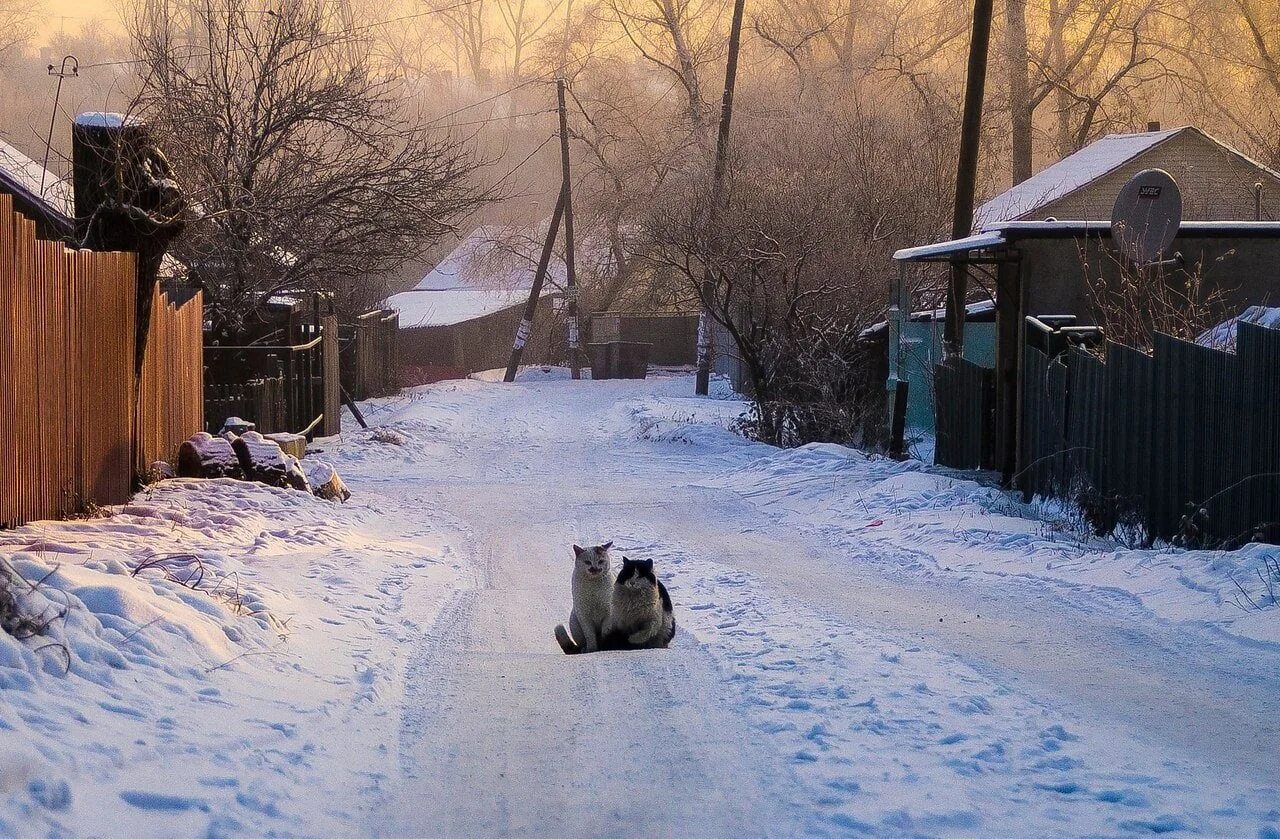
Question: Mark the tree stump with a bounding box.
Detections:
[304,461,351,502]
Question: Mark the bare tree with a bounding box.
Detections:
[1082,245,1234,351]
[642,96,954,444]
[130,0,493,345]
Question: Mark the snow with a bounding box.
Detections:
[73,113,136,129]
[411,224,569,292]
[892,232,1006,261]
[1197,305,1280,349]
[0,138,75,218]
[389,223,569,327]
[2,372,1279,837]
[387,287,539,328]
[976,127,1184,228]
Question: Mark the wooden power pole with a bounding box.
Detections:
[943,0,995,361]
[503,192,567,383]
[695,0,747,396]
[556,77,582,380]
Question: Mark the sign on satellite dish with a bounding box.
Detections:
[1111,168,1182,265]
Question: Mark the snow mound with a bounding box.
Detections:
[1197,305,1280,350]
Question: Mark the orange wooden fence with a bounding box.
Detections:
[0,195,203,527]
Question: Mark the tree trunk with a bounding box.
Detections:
[1005,0,1033,184]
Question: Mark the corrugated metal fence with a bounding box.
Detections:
[934,359,997,470]
[1019,323,1280,545]
[0,196,203,527]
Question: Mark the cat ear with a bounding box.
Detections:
[573,545,584,558]
[601,541,613,551]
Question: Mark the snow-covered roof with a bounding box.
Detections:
[388,287,554,328]
[413,224,568,292]
[1197,306,1280,350]
[859,300,996,340]
[0,137,74,219]
[976,127,1186,228]
[893,232,1006,262]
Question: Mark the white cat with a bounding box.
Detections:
[554,542,614,655]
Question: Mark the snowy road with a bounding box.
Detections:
[345,372,1280,837]
[4,371,1279,837]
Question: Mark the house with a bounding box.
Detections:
[0,137,77,239]
[976,125,1280,227]
[389,225,567,383]
[889,125,1280,475]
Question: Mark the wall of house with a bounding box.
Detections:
[397,296,563,384]
[1038,131,1280,222]
[1017,233,1280,324]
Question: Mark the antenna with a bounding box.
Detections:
[1110,168,1182,267]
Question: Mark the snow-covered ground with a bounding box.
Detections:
[2,370,1278,838]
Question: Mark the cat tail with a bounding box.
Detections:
[554,624,583,655]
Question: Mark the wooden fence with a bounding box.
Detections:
[204,315,340,438]
[345,309,399,400]
[0,196,203,527]
[1019,322,1280,546]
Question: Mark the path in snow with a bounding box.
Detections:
[343,374,1279,837]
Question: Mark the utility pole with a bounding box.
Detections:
[695,0,747,396]
[503,192,566,382]
[556,77,582,379]
[943,0,994,361]
[42,56,79,196]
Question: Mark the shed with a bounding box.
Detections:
[388,225,567,383]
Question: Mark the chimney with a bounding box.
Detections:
[1147,121,1162,132]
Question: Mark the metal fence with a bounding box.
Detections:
[1019,322,1280,546]
[934,359,997,470]
[0,196,203,527]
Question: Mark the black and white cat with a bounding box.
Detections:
[600,557,676,650]
[554,542,614,654]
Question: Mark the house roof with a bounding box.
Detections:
[388,288,553,328]
[0,137,76,231]
[392,222,564,328]
[974,126,1280,230]
[976,127,1182,227]
[413,224,568,292]
[893,231,1007,262]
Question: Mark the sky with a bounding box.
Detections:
[38,0,122,42]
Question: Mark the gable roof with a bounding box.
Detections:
[976,127,1182,228]
[390,221,567,328]
[975,126,1280,230]
[412,224,568,292]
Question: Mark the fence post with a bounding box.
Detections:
[322,315,341,437]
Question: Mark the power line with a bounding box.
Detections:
[492,133,557,190]
[77,0,489,71]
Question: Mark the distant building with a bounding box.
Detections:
[977,125,1280,227]
[388,225,566,383]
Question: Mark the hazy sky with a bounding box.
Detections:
[39,0,122,41]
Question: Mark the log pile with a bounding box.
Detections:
[171,424,350,502]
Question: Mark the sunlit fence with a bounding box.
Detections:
[0,196,203,527]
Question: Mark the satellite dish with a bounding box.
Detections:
[1111,168,1182,265]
